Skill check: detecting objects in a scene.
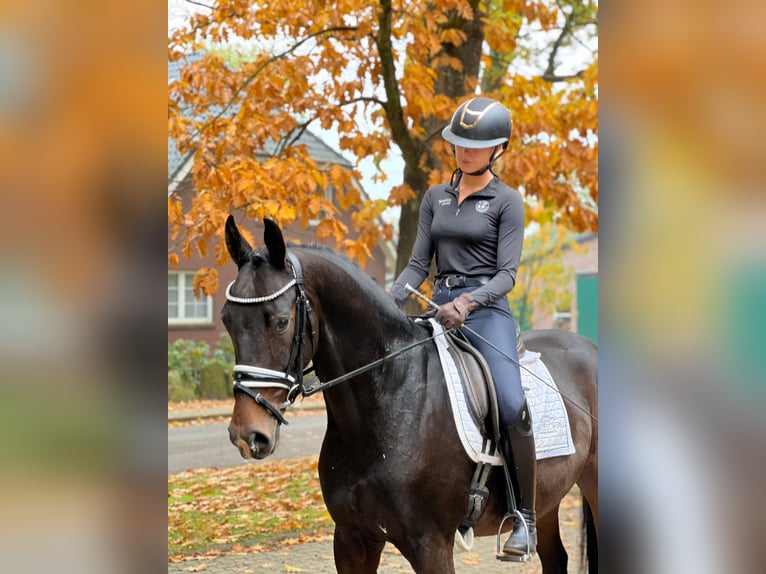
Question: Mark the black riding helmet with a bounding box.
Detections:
[442,97,512,177]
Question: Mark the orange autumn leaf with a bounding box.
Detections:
[192,268,219,298]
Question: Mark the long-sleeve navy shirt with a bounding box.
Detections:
[393,176,525,307]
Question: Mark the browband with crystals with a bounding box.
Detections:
[225,277,297,304]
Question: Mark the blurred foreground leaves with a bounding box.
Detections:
[601,1,766,572]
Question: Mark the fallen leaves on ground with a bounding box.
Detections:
[460,552,482,565]
[169,416,230,428]
[168,396,326,427]
[168,399,232,414]
[168,456,333,558]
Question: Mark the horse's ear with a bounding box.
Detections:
[263,218,286,270]
[224,215,252,268]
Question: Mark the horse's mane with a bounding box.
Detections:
[290,243,408,322]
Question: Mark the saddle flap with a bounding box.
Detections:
[444,331,498,440]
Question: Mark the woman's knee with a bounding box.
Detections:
[493,371,526,425]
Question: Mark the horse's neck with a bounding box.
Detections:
[305,256,411,378]
[316,320,440,446]
[306,265,420,423]
[317,324,429,437]
[304,252,428,424]
[313,306,406,380]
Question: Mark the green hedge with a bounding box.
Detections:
[198,361,232,399]
[168,369,197,402]
[168,334,234,401]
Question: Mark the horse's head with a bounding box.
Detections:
[222,216,315,460]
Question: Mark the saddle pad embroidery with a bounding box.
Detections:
[430,320,575,464]
[519,350,576,460]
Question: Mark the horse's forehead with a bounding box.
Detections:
[231,262,283,297]
[232,265,257,295]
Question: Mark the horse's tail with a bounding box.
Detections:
[580,496,598,574]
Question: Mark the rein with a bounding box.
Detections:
[301,328,447,396]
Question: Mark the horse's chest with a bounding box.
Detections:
[319,450,412,518]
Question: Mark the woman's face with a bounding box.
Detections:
[455,145,498,173]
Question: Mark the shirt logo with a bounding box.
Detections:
[438,198,453,206]
[475,200,490,213]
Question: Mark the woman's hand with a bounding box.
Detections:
[435,293,478,329]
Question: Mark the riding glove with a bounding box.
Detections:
[435,292,478,329]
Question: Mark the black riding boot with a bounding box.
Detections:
[500,406,537,557]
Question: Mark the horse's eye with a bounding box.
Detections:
[276,318,290,332]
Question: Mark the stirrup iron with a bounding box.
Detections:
[495,510,532,563]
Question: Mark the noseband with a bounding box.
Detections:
[226,251,315,426]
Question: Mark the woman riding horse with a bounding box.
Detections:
[390,96,536,559]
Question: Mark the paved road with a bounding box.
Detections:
[168,414,327,473]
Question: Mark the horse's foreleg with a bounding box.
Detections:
[332,525,385,574]
[536,505,568,574]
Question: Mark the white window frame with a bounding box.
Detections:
[168,270,214,326]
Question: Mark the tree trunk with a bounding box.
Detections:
[393,0,486,278]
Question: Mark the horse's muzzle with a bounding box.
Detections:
[248,430,273,459]
[229,425,277,460]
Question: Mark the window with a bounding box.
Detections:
[168,271,213,325]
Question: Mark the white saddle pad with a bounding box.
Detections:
[430,320,576,464]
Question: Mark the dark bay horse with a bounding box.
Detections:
[223,216,598,574]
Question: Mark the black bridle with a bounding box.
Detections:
[226,250,315,426]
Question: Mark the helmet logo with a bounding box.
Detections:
[459,100,500,130]
[475,200,490,213]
